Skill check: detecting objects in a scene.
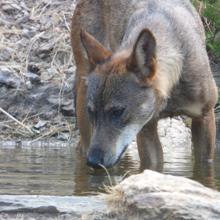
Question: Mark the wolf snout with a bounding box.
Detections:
[87,148,105,168]
[87,147,119,168]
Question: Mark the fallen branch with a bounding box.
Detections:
[0,107,34,135]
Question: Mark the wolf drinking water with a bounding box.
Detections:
[71,0,218,169]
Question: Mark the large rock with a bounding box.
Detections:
[1,170,220,220]
[102,170,220,220]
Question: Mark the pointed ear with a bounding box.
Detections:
[127,29,157,83]
[80,30,112,68]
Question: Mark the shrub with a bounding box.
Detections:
[192,0,220,58]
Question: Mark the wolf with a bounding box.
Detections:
[71,0,218,169]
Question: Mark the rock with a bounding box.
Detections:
[25,72,41,84]
[22,29,37,38]
[0,195,106,220]
[103,170,220,220]
[16,15,30,25]
[61,105,75,116]
[27,63,41,75]
[2,3,22,14]
[33,120,47,130]
[0,48,12,61]
[46,92,74,116]
[0,170,220,219]
[158,117,191,148]
[25,80,33,90]
[0,68,21,88]
[47,95,60,106]
[35,42,55,59]
[60,99,74,116]
[57,132,70,141]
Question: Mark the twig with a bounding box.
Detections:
[121,170,131,181]
[0,107,34,135]
[25,32,45,74]
[30,124,68,143]
[99,164,113,187]
[62,12,71,32]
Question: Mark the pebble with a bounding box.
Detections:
[25,72,41,84]
[0,68,21,88]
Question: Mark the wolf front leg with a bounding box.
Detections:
[71,16,92,154]
[137,119,163,171]
[76,79,92,154]
[192,108,216,165]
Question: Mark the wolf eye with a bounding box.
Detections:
[110,108,125,120]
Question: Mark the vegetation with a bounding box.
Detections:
[192,0,220,112]
[192,0,220,58]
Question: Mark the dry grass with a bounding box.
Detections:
[0,0,76,140]
[0,107,34,134]
[0,0,75,82]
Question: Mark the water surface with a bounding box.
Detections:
[0,136,220,195]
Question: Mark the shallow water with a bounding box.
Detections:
[0,143,140,195]
[0,125,220,195]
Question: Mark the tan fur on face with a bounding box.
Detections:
[95,47,181,99]
[95,50,131,75]
[95,49,158,89]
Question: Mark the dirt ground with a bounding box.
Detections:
[0,0,77,141]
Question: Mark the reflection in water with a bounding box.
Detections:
[73,149,140,195]
[193,162,216,190]
[0,144,140,195]
[0,139,220,195]
[1,114,220,196]
[194,145,220,190]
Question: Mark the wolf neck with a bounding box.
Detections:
[101,0,132,50]
[120,10,183,100]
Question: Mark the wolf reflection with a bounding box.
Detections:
[0,140,218,195]
[73,141,219,194]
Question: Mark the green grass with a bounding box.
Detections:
[191,1,220,112]
[192,0,220,58]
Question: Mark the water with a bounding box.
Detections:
[0,143,139,195]
[0,126,220,195]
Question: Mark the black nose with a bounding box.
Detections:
[87,148,104,168]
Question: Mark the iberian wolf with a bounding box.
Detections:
[71,0,218,169]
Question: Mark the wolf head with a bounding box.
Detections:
[80,29,159,168]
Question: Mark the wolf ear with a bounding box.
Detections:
[127,29,157,83]
[80,30,112,68]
